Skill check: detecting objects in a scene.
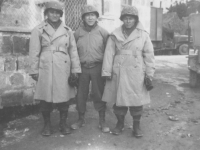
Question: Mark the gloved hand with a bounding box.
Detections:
[71,73,78,78]
[105,76,112,80]
[30,74,39,81]
[144,76,153,91]
[68,73,79,87]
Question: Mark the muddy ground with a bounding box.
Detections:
[0,55,200,150]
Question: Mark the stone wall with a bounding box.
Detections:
[0,0,85,109]
[0,0,43,30]
[0,31,36,109]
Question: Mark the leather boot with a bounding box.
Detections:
[111,114,125,135]
[59,111,71,135]
[41,111,51,136]
[71,112,85,130]
[132,115,143,138]
[98,110,110,133]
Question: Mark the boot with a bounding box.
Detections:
[41,111,51,136]
[111,114,125,135]
[59,111,71,135]
[71,112,85,130]
[98,110,110,133]
[132,115,143,138]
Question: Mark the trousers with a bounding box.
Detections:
[77,63,106,113]
[40,101,69,112]
[113,104,143,116]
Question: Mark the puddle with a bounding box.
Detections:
[155,74,188,92]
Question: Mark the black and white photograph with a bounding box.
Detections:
[0,0,200,150]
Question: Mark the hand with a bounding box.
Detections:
[71,73,78,78]
[105,76,112,80]
[30,74,39,81]
[144,76,153,91]
[146,76,152,81]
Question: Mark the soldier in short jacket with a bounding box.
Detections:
[71,5,110,133]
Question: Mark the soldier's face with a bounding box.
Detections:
[47,9,61,22]
[84,13,97,26]
[123,15,136,29]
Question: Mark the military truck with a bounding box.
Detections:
[151,8,191,55]
[187,12,200,87]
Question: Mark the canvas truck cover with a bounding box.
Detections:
[150,7,162,41]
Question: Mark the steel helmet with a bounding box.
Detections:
[120,5,139,20]
[81,5,99,19]
[44,1,64,17]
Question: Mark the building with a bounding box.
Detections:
[96,0,151,33]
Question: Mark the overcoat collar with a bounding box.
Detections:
[42,20,69,42]
[112,22,145,44]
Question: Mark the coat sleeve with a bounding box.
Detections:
[101,28,109,52]
[73,29,79,42]
[68,31,81,73]
[143,33,155,78]
[102,35,116,76]
[29,27,41,75]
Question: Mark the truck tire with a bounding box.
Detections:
[189,70,198,87]
[178,44,188,55]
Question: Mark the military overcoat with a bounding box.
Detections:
[29,20,81,103]
[102,22,155,106]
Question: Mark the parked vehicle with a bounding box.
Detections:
[188,54,200,87]
[150,7,191,55]
[174,35,192,55]
[187,12,200,87]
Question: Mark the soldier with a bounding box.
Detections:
[71,5,110,133]
[29,1,81,136]
[102,5,155,138]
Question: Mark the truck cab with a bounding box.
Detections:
[173,34,193,55]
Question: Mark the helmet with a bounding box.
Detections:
[120,5,139,20]
[44,1,64,16]
[68,75,79,87]
[81,5,99,19]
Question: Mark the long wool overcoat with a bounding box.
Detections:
[102,22,155,106]
[29,20,81,103]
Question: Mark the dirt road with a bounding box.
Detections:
[0,55,200,150]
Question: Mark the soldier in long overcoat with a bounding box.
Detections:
[29,1,81,136]
[102,6,155,138]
